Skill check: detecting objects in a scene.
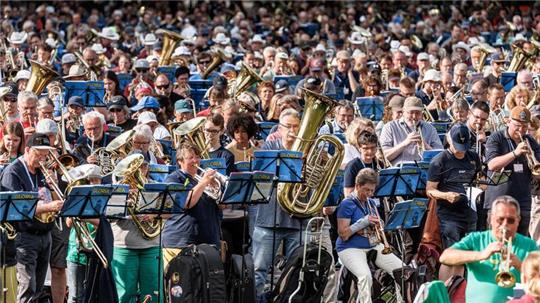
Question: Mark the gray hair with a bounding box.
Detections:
[37,97,54,109]
[17,91,37,104]
[133,124,153,141]
[82,111,106,126]
[492,195,521,218]
[279,108,301,122]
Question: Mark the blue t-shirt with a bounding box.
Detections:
[335,196,377,252]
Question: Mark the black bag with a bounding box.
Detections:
[228,254,256,303]
[165,244,226,303]
[392,265,425,303]
[270,244,333,303]
[197,244,226,303]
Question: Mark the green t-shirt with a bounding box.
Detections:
[66,223,96,265]
[452,230,538,303]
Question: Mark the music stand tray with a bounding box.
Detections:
[104,184,130,219]
[477,169,512,186]
[60,185,113,218]
[0,192,39,222]
[401,162,429,191]
[385,198,428,231]
[200,158,227,176]
[252,150,303,183]
[221,171,274,205]
[137,183,192,214]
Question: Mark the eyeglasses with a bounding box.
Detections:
[495,216,517,225]
[3,97,16,103]
[156,84,170,90]
[109,108,122,113]
[199,60,211,65]
[204,128,221,134]
[133,141,150,146]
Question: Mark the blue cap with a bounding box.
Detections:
[449,124,471,152]
[175,99,193,113]
[67,96,84,108]
[131,96,160,112]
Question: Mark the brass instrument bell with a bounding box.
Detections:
[26,60,60,95]
[156,29,183,66]
[201,49,231,79]
[173,117,209,158]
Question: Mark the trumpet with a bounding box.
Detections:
[414,121,425,158]
[367,201,394,254]
[495,226,516,288]
[194,165,228,201]
[520,136,540,176]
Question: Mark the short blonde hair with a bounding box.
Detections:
[345,117,375,147]
[505,86,531,110]
[522,251,540,298]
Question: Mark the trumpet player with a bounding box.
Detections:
[162,142,221,268]
[337,168,403,303]
[426,124,482,280]
[466,101,490,157]
[0,133,63,303]
[485,106,540,235]
[440,196,538,303]
[73,111,108,165]
[380,97,443,165]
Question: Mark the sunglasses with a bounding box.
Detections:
[156,84,170,90]
[109,108,122,113]
[199,60,211,65]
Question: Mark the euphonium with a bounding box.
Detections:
[277,88,345,217]
[520,136,540,176]
[113,154,163,240]
[26,60,59,95]
[495,227,516,288]
[232,62,263,99]
[156,29,183,66]
[194,165,228,201]
[173,117,209,157]
[201,49,231,79]
[476,43,497,73]
[507,43,532,72]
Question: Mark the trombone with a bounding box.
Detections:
[367,201,394,254]
[495,227,516,288]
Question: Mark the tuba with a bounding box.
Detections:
[201,49,231,79]
[156,29,183,66]
[113,154,162,240]
[476,43,497,73]
[277,88,345,217]
[173,117,209,158]
[231,62,263,99]
[507,43,532,72]
[26,60,59,95]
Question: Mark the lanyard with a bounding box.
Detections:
[505,135,521,164]
[20,157,37,191]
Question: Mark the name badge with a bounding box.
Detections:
[344,87,350,95]
[514,163,524,173]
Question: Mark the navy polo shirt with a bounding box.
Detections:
[484,128,540,210]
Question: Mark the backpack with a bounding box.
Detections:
[392,266,426,303]
[270,244,333,303]
[228,254,256,303]
[445,275,466,303]
[164,244,226,303]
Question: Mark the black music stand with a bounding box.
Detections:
[476,169,512,186]
[251,150,304,295]
[384,198,429,300]
[135,182,193,302]
[0,191,39,303]
[60,185,113,218]
[221,171,274,303]
[374,167,421,198]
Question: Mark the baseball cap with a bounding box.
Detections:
[275,79,289,93]
[14,70,30,82]
[449,123,471,152]
[417,52,429,61]
[309,59,325,72]
[67,96,84,108]
[107,95,128,110]
[403,97,423,111]
[36,118,59,135]
[422,69,442,82]
[510,106,531,123]
[0,82,18,99]
[131,96,160,112]
[27,133,54,150]
[137,111,158,125]
[388,95,405,110]
[61,53,76,65]
[175,99,193,113]
[276,52,288,60]
[134,59,150,70]
[213,76,228,90]
[490,53,507,63]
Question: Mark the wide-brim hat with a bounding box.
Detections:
[213,33,230,45]
[348,32,365,45]
[63,64,87,79]
[7,31,27,44]
[452,41,470,54]
[96,27,120,41]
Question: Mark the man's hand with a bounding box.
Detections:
[323,206,336,216]
[445,192,462,203]
[87,154,97,164]
[515,141,529,157]
[481,241,504,260]
[403,131,421,147]
[508,253,522,270]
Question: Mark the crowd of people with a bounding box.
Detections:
[2,1,540,303]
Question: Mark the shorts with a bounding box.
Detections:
[50,219,69,268]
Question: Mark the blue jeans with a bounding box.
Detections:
[67,261,86,303]
[439,216,477,249]
[252,226,302,297]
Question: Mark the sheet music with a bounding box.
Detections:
[105,185,129,218]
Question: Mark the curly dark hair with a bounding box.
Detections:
[226,113,258,139]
